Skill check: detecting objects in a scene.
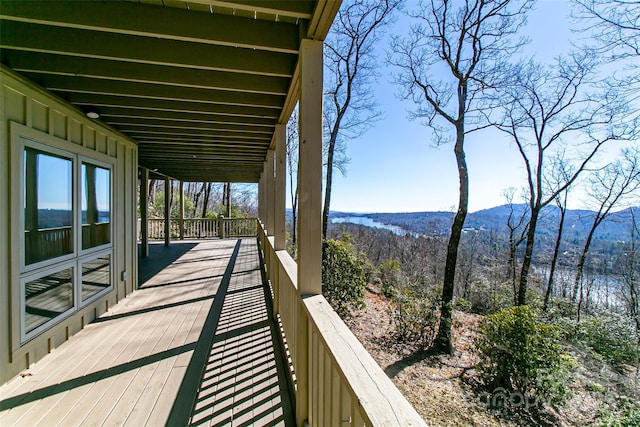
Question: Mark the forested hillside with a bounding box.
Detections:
[332,205,639,243]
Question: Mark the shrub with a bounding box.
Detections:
[577,312,639,367]
[475,306,575,411]
[465,279,512,315]
[599,399,640,427]
[389,287,438,348]
[378,259,401,297]
[322,239,366,318]
[455,297,472,312]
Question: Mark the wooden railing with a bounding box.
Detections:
[82,222,110,248]
[25,226,73,265]
[145,218,257,240]
[258,223,426,426]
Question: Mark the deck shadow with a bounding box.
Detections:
[168,239,295,426]
[138,241,199,286]
[0,343,196,411]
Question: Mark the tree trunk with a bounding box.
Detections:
[169,180,174,218]
[573,223,598,303]
[201,182,211,219]
[508,231,518,305]
[544,203,567,311]
[193,182,205,217]
[518,208,539,306]
[322,134,338,241]
[148,179,156,207]
[574,224,598,320]
[433,124,468,355]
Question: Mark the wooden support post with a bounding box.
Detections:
[164,176,170,247]
[266,149,275,235]
[140,168,149,258]
[273,124,286,318]
[296,38,323,427]
[258,172,265,228]
[179,181,184,240]
[274,124,286,251]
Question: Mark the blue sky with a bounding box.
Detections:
[325,0,632,214]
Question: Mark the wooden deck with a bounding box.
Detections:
[0,239,294,427]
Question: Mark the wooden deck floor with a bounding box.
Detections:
[0,239,294,427]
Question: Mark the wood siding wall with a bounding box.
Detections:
[0,67,139,385]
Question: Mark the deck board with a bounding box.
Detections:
[0,239,294,427]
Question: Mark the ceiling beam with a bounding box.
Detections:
[121,129,271,141]
[29,75,285,109]
[0,1,301,53]
[1,21,297,78]
[111,121,273,135]
[65,93,281,119]
[132,138,269,147]
[6,53,290,95]
[96,108,277,127]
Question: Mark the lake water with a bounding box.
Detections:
[331,216,410,236]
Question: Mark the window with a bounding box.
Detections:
[22,265,75,335]
[82,163,111,250]
[81,254,111,303]
[23,148,73,265]
[17,135,114,343]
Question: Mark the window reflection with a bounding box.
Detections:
[24,267,74,333]
[82,163,110,249]
[81,255,111,302]
[24,148,73,265]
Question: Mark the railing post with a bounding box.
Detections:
[140,168,149,258]
[179,180,184,240]
[218,216,225,239]
[297,37,323,427]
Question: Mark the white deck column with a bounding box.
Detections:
[265,149,275,235]
[164,176,170,247]
[296,37,323,427]
[274,124,286,251]
[297,38,323,296]
[140,168,149,258]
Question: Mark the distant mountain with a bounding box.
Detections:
[328,205,640,243]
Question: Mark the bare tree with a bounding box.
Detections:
[575,148,640,320]
[223,182,231,217]
[619,207,640,374]
[192,182,205,217]
[503,188,529,305]
[322,0,398,240]
[201,182,211,219]
[389,0,532,354]
[492,54,630,306]
[286,108,299,254]
[574,0,640,61]
[543,156,573,311]
[574,0,640,125]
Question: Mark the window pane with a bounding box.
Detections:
[24,148,73,265]
[82,163,111,249]
[24,267,74,334]
[81,254,111,302]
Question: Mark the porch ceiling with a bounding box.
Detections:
[0,0,339,183]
